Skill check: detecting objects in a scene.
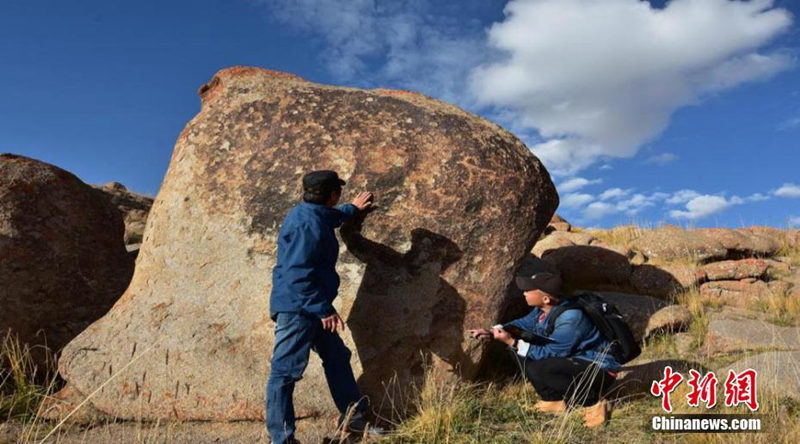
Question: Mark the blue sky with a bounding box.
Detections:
[1,0,798,229]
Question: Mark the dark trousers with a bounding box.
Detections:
[266,312,364,444]
[512,354,616,407]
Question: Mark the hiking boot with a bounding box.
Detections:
[533,400,567,415]
[582,399,608,428]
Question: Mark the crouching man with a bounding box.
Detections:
[469,272,620,427]
[266,170,382,443]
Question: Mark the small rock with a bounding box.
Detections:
[546,213,571,233]
[532,231,594,257]
[645,305,693,338]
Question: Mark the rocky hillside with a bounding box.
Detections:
[533,215,800,404]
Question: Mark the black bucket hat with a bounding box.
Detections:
[302,170,346,194]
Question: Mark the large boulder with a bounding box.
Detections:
[0,154,133,366]
[697,227,782,258]
[630,264,702,299]
[56,67,558,420]
[541,246,632,291]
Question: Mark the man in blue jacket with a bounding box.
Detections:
[469,272,620,427]
[266,170,376,443]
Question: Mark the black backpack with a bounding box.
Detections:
[544,292,641,364]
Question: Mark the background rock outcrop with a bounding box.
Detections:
[93,182,154,248]
[0,154,133,368]
[56,67,558,420]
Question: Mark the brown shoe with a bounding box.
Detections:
[582,399,608,428]
[533,400,567,415]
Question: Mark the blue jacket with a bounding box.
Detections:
[504,300,621,371]
[270,202,357,320]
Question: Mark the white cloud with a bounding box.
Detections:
[616,193,662,215]
[746,192,771,202]
[598,188,630,201]
[561,193,594,209]
[559,177,602,193]
[666,189,702,205]
[266,0,793,179]
[265,0,487,103]
[789,216,800,227]
[774,183,800,198]
[471,0,793,175]
[644,153,679,165]
[584,202,617,220]
[670,195,734,220]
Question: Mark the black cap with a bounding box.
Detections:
[515,272,563,295]
[302,170,346,194]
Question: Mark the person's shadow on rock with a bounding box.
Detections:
[340,212,470,417]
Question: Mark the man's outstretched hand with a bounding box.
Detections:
[321,313,346,333]
[352,192,374,211]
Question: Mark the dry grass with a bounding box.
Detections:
[758,286,800,327]
[674,286,710,350]
[586,225,647,248]
[0,334,57,422]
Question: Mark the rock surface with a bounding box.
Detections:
[629,226,728,263]
[93,182,154,245]
[532,231,594,257]
[717,351,800,400]
[546,213,571,233]
[630,264,701,298]
[57,67,558,421]
[542,246,631,291]
[0,154,133,365]
[704,311,800,356]
[699,280,775,308]
[700,258,770,281]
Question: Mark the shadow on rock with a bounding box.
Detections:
[340,212,470,417]
[532,246,687,299]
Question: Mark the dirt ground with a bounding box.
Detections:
[0,415,344,443]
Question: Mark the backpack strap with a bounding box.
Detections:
[544,303,573,336]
